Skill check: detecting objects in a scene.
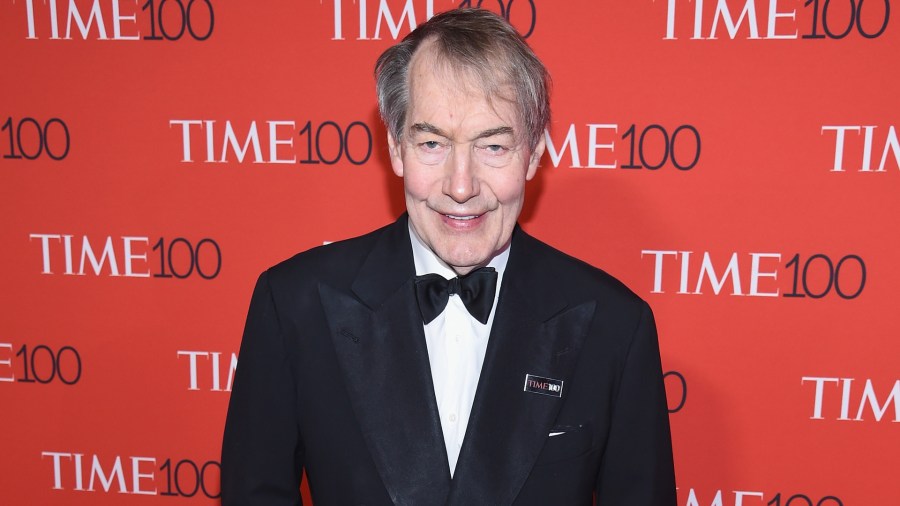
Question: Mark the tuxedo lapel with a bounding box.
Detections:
[319,217,451,506]
[447,229,598,506]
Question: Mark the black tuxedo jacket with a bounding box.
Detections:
[222,216,676,505]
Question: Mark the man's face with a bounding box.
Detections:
[388,42,545,275]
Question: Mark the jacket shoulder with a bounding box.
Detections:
[265,222,392,289]
[520,231,648,313]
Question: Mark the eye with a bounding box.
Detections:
[413,139,447,165]
[479,143,509,156]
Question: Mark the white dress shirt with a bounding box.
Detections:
[409,225,509,477]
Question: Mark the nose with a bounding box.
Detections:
[442,146,479,203]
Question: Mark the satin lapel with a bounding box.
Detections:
[447,230,598,506]
[320,217,450,506]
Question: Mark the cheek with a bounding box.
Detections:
[486,154,530,205]
[403,175,439,207]
[400,164,433,201]
[491,174,528,205]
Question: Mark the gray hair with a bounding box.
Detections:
[375,8,551,151]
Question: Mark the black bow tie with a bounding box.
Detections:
[414,267,498,325]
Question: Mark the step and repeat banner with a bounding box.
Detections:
[2,1,897,504]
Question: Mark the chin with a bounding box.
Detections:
[437,244,493,271]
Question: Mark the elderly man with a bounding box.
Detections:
[222,8,676,506]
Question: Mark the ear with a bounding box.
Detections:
[525,135,545,181]
[387,132,404,177]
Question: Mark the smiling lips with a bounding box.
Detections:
[440,211,487,229]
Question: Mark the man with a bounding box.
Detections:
[222,8,676,505]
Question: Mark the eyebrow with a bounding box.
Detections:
[409,122,515,141]
[410,122,448,137]
[473,126,514,140]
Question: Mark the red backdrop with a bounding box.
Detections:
[2,1,897,504]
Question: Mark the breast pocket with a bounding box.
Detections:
[533,423,593,466]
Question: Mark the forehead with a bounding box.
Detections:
[406,41,520,132]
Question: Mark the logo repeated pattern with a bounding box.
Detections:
[2,0,896,504]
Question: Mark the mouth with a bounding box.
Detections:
[444,214,482,221]
[437,210,487,230]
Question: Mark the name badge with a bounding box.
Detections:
[523,374,563,398]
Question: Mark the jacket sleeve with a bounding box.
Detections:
[221,271,304,505]
[595,302,677,505]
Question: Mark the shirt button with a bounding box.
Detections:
[448,413,457,423]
